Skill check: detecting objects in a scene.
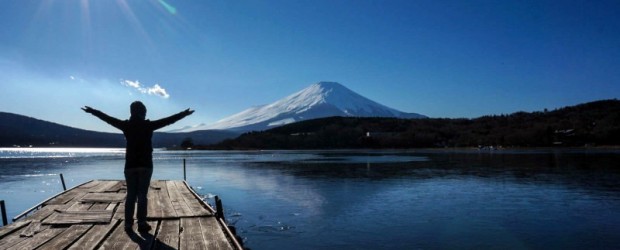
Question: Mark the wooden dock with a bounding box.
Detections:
[0,180,243,249]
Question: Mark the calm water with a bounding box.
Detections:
[1,148,620,249]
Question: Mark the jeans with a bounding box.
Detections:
[124,168,153,227]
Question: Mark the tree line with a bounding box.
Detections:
[199,99,620,149]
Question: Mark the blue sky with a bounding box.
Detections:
[1,0,619,133]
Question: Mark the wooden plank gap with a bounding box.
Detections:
[0,221,31,240]
[68,218,120,250]
[154,219,179,250]
[7,224,65,250]
[199,217,234,250]
[180,217,207,250]
[36,224,92,249]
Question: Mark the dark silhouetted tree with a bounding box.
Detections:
[181,137,194,149]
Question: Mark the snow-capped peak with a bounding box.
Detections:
[180,82,426,132]
[300,81,400,115]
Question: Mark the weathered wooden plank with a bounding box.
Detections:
[89,203,112,211]
[107,181,124,193]
[99,220,157,250]
[77,180,102,189]
[199,217,234,250]
[167,181,194,217]
[149,180,184,219]
[90,181,120,193]
[111,187,128,220]
[41,203,117,249]
[150,180,163,190]
[145,181,178,219]
[0,222,45,249]
[0,221,31,240]
[158,181,178,218]
[174,181,211,217]
[7,225,65,250]
[147,182,163,219]
[45,189,87,205]
[106,202,118,211]
[37,224,92,249]
[66,199,94,211]
[80,193,126,203]
[69,203,119,249]
[67,219,120,250]
[102,180,123,193]
[19,221,43,237]
[0,224,34,249]
[154,219,179,249]
[19,204,66,224]
[41,201,95,224]
[180,217,206,250]
[114,202,126,220]
[43,210,113,225]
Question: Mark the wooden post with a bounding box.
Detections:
[183,159,187,181]
[215,196,225,221]
[59,173,66,191]
[1,200,7,226]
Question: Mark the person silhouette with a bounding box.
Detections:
[82,101,194,232]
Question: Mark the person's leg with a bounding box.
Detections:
[124,170,139,229]
[136,168,153,230]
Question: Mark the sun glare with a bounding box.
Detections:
[116,0,153,45]
[158,0,177,15]
[73,0,181,60]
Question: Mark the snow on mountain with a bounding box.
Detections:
[183,82,426,132]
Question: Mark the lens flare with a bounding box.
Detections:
[158,0,177,15]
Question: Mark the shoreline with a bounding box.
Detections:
[2,145,620,151]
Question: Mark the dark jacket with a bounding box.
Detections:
[89,110,190,169]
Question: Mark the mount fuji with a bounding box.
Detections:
[177,82,426,132]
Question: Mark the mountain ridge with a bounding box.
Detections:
[180,82,426,132]
[0,112,238,147]
[1,99,618,148]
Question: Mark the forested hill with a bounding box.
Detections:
[0,112,238,147]
[209,99,620,149]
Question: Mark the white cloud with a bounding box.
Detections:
[124,79,141,88]
[148,84,170,98]
[121,80,170,99]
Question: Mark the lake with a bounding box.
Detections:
[1,148,620,249]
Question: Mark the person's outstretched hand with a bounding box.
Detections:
[81,106,96,114]
[184,108,195,116]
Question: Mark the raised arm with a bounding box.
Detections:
[150,108,194,131]
[81,106,124,130]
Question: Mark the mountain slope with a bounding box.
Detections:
[0,112,238,147]
[186,82,426,132]
[0,112,124,147]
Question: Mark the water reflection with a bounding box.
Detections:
[233,150,620,193]
[210,150,620,249]
[1,148,620,249]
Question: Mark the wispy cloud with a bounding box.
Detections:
[124,79,141,88]
[121,80,170,99]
